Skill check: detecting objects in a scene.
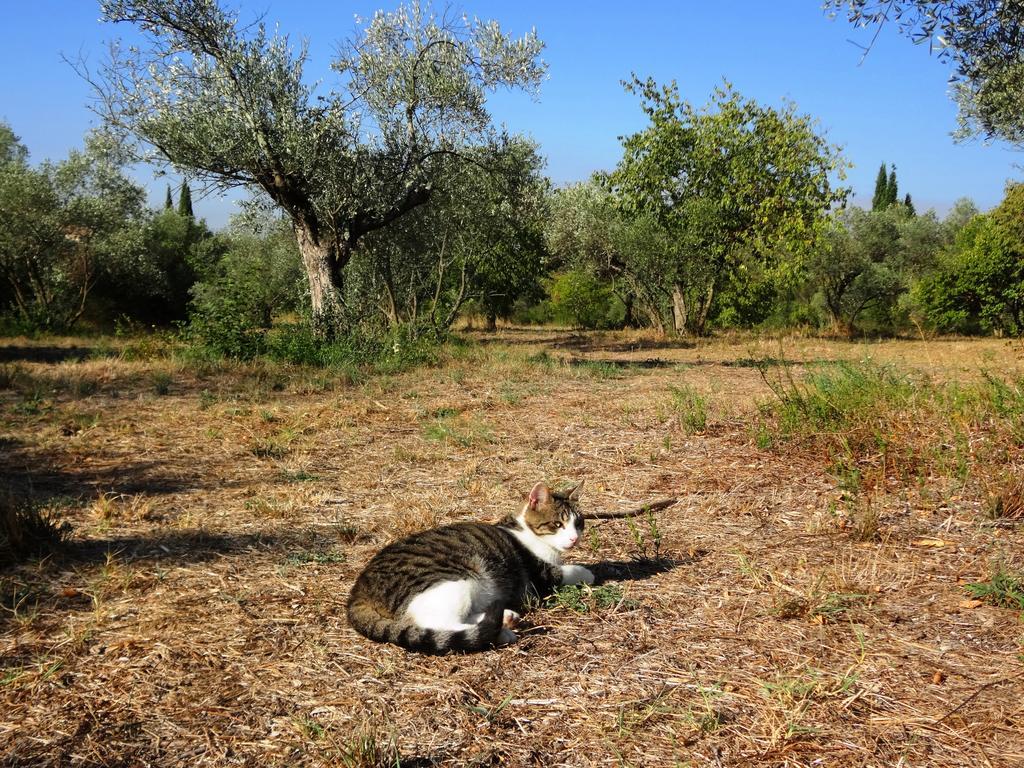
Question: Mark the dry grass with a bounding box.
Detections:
[1,328,1023,766]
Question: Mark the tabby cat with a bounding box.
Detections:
[346,481,594,653]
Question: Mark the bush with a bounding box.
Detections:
[913,215,1023,336]
[548,269,625,329]
[185,216,305,357]
[187,278,270,359]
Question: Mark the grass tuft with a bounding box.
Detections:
[547,583,637,613]
[966,565,1024,611]
[668,383,708,433]
[1,493,72,564]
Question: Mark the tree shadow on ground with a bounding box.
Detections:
[0,436,216,502]
[0,345,97,364]
[61,528,294,565]
[1,528,300,575]
[0,526,343,629]
[590,548,707,585]
[567,356,670,370]
[552,335,696,354]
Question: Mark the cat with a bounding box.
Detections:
[346,481,595,653]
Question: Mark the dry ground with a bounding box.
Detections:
[1,329,1023,767]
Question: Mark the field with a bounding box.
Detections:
[2,329,1023,767]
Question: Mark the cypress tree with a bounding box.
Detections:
[903,193,915,216]
[886,168,898,208]
[177,183,194,218]
[164,184,173,210]
[871,163,888,210]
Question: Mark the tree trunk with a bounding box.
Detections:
[671,283,688,335]
[694,282,715,336]
[295,223,344,328]
[485,311,497,332]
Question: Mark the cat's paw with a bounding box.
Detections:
[497,627,519,645]
[502,609,522,629]
[561,564,595,586]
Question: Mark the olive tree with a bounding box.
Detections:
[809,204,945,335]
[826,1,1024,145]
[603,78,847,335]
[348,138,547,333]
[545,180,673,331]
[87,0,545,328]
[0,127,146,330]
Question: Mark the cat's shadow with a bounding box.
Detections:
[588,549,707,585]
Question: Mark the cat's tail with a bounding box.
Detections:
[346,595,504,654]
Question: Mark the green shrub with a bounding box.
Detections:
[548,270,625,329]
[187,279,269,359]
[261,321,443,374]
[913,215,1023,336]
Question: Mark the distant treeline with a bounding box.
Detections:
[1,111,1021,352]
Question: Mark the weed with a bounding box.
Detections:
[285,550,346,566]
[847,499,882,542]
[1,578,42,627]
[464,693,514,725]
[572,359,625,379]
[980,372,1024,419]
[758,359,914,438]
[688,685,726,734]
[758,667,857,743]
[625,511,662,559]
[151,371,173,396]
[830,455,862,497]
[499,383,522,405]
[734,553,770,589]
[422,414,493,447]
[547,584,637,613]
[669,383,708,433]
[0,364,23,390]
[548,584,590,613]
[84,552,135,610]
[244,497,293,517]
[332,727,403,768]
[810,592,871,623]
[15,387,47,415]
[294,716,326,740]
[333,521,361,543]
[616,688,679,736]
[754,422,773,450]
[282,469,318,483]
[646,510,663,553]
[251,440,288,459]
[527,350,556,370]
[965,565,1024,610]
[1,493,71,564]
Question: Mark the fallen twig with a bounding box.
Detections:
[588,497,679,520]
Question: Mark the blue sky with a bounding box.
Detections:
[2,1,1020,229]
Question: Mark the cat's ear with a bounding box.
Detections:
[567,480,584,501]
[528,482,550,510]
